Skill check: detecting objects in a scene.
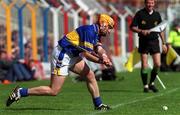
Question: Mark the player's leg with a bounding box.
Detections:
[149,39,161,92]
[6,74,66,107]
[140,53,149,92]
[70,59,110,110]
[149,53,161,92]
[6,46,69,106]
[28,75,66,96]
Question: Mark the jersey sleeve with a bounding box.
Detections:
[130,11,140,28]
[157,12,162,24]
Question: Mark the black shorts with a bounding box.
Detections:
[138,38,160,55]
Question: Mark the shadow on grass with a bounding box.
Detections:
[100,89,142,93]
[4,107,64,111]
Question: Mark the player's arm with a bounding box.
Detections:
[159,31,167,54]
[130,12,140,33]
[159,31,166,45]
[131,26,150,36]
[130,26,142,33]
[81,51,103,64]
[94,43,112,67]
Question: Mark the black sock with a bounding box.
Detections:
[150,67,159,85]
[141,68,148,86]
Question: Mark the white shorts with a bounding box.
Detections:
[51,45,81,76]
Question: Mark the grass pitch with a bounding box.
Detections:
[0,69,180,115]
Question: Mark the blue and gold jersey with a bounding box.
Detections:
[58,24,99,56]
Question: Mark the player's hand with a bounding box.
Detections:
[104,61,113,67]
[141,30,150,36]
[101,54,112,67]
[162,44,167,54]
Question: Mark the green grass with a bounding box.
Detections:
[0,69,180,115]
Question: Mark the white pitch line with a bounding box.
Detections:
[89,87,180,115]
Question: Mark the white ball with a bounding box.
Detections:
[162,106,168,111]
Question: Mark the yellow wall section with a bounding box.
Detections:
[1,1,16,56]
[26,4,39,60]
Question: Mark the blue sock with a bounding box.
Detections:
[93,97,102,107]
[19,88,28,97]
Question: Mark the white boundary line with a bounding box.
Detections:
[89,87,180,115]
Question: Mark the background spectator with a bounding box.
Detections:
[168,19,180,55]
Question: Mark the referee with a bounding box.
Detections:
[130,0,167,93]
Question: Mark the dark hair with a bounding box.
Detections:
[145,0,156,3]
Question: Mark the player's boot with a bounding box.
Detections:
[95,104,111,110]
[6,86,21,107]
[149,85,158,93]
[143,87,149,93]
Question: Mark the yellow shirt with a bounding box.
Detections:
[168,30,180,47]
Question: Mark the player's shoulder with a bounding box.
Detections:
[152,10,161,18]
[137,8,145,13]
[153,10,161,15]
[78,24,94,30]
[77,24,96,34]
[134,8,145,16]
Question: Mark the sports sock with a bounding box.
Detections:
[150,67,159,85]
[19,88,28,97]
[93,97,102,107]
[141,68,148,86]
[144,84,149,88]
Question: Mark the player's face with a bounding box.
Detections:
[145,0,155,12]
[99,22,112,36]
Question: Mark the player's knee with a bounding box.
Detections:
[154,61,161,68]
[86,70,96,81]
[50,89,60,96]
[50,91,59,96]
[80,66,90,77]
[142,63,149,68]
